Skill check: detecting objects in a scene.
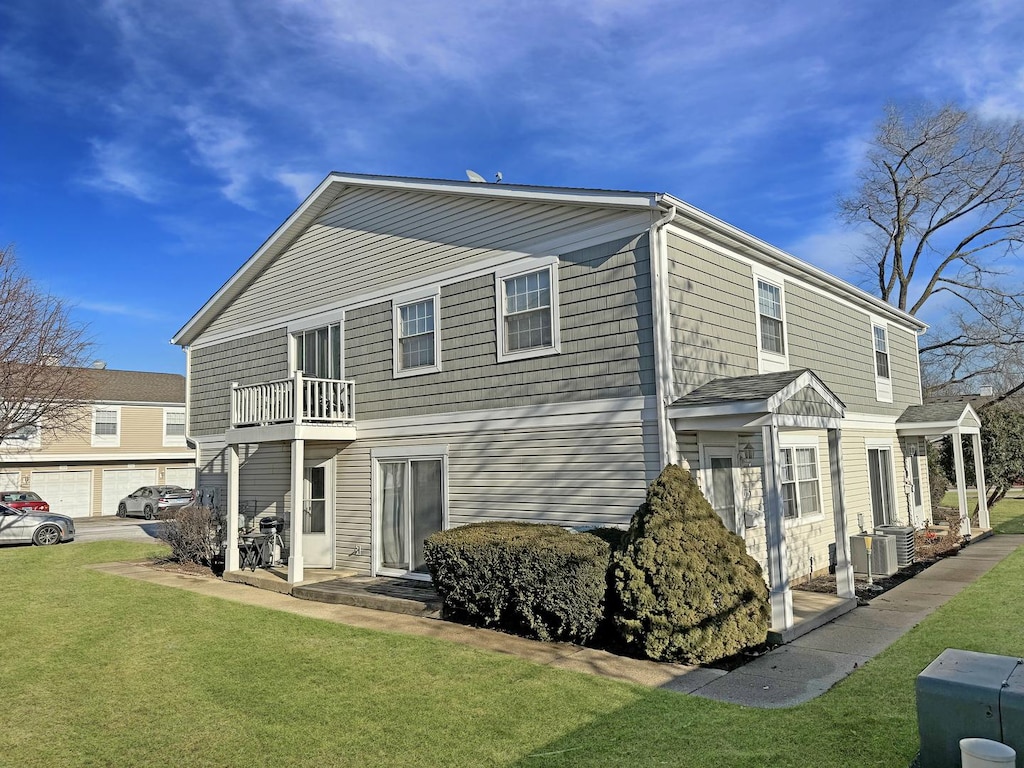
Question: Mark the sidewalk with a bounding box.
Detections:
[89,533,1023,709]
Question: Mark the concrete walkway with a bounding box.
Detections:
[89,534,1023,709]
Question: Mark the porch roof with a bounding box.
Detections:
[895,402,982,436]
[666,369,845,429]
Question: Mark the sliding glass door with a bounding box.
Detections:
[378,457,444,576]
[868,447,895,527]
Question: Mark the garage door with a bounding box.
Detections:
[30,471,93,518]
[0,472,20,492]
[102,468,158,516]
[164,467,196,489]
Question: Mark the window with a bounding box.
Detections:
[496,260,560,362]
[780,446,821,520]
[393,291,441,376]
[296,322,342,379]
[92,407,120,447]
[164,408,186,447]
[757,280,785,355]
[874,325,890,379]
[4,424,41,449]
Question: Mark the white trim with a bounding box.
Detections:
[777,437,825,523]
[392,287,442,378]
[302,455,335,568]
[839,412,899,429]
[163,407,186,448]
[495,256,561,363]
[371,444,451,460]
[865,441,898,527]
[288,308,346,335]
[752,271,789,374]
[871,320,893,403]
[0,452,195,463]
[91,405,121,448]
[699,442,744,536]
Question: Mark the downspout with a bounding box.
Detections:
[650,202,678,469]
[183,345,199,484]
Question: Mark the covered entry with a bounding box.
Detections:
[668,369,856,636]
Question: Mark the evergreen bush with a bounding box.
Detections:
[424,522,610,643]
[610,464,770,664]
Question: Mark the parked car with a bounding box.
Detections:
[117,486,194,520]
[0,503,75,545]
[0,491,50,512]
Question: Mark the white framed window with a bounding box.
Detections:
[295,322,343,379]
[92,406,120,447]
[495,258,561,362]
[753,269,789,373]
[392,289,441,377]
[163,408,186,447]
[871,319,893,403]
[779,444,822,521]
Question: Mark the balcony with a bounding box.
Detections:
[228,373,356,444]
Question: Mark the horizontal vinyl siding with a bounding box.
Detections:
[786,284,921,415]
[203,187,653,337]
[666,232,759,392]
[345,235,655,420]
[22,405,190,457]
[190,330,289,435]
[196,436,229,504]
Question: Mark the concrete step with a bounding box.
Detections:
[292,577,442,618]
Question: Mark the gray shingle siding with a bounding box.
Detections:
[190,330,289,435]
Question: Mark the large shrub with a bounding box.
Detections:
[610,464,770,664]
[157,504,219,567]
[424,522,610,643]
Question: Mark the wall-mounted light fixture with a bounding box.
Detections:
[739,442,755,467]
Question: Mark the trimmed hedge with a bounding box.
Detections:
[610,464,770,664]
[423,522,610,643]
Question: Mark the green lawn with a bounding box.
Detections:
[940,489,1024,534]
[2,539,1023,767]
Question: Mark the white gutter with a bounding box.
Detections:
[649,203,678,468]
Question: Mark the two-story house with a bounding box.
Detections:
[0,366,197,517]
[172,172,988,638]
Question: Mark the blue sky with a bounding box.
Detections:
[2,0,1022,375]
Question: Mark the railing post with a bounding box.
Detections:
[293,370,304,425]
[230,382,239,427]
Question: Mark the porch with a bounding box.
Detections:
[228,372,357,444]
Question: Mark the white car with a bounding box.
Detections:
[116,486,194,520]
[0,504,75,545]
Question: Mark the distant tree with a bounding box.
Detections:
[839,103,1024,394]
[0,244,92,444]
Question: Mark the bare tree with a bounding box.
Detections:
[840,103,1024,393]
[0,244,93,445]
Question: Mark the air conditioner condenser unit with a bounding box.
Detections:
[850,532,899,577]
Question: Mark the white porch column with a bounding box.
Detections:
[762,422,793,630]
[288,438,305,584]
[972,433,990,529]
[828,428,855,599]
[225,443,240,573]
[951,430,971,537]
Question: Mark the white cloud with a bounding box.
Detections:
[74,300,165,322]
[84,140,161,203]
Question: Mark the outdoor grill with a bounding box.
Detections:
[258,516,284,534]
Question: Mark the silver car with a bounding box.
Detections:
[0,503,75,545]
[117,486,194,520]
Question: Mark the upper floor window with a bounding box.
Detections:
[92,407,120,447]
[757,280,785,355]
[873,325,890,379]
[495,259,561,362]
[296,323,342,380]
[393,290,441,377]
[780,446,821,520]
[2,424,41,450]
[164,408,186,447]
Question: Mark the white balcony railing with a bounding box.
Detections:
[231,373,355,428]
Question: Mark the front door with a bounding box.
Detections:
[704,447,741,534]
[377,457,444,578]
[303,460,333,567]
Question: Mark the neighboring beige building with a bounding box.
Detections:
[0,367,196,517]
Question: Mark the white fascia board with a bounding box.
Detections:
[657,194,927,333]
[666,400,770,420]
[766,371,846,418]
[0,452,194,463]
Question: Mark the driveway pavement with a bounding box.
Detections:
[89,533,1024,708]
[73,515,164,543]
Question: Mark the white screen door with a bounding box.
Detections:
[704,447,740,534]
[302,461,333,567]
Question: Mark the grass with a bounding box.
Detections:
[939,488,1024,534]
[2,539,1023,767]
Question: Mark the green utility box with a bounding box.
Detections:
[916,649,1023,767]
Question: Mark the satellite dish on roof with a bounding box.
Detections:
[466,169,487,183]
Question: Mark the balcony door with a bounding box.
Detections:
[376,454,445,579]
[296,322,343,380]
